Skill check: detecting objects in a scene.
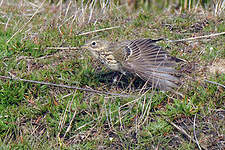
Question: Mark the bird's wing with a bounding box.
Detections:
[121,39,181,91]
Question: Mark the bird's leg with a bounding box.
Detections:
[113,72,124,85]
[126,76,136,92]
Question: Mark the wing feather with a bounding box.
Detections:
[121,39,181,91]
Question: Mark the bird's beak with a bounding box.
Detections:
[81,44,88,49]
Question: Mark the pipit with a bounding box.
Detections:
[82,38,181,91]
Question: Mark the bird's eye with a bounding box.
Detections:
[91,41,96,46]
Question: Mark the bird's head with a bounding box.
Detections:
[82,39,110,53]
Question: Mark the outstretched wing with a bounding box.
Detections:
[121,39,181,91]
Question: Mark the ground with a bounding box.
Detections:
[0,0,224,149]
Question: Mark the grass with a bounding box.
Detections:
[0,0,225,149]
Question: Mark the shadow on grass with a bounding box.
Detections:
[95,71,148,90]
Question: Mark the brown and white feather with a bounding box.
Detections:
[83,38,181,91]
[111,39,180,91]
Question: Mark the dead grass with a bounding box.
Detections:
[0,0,224,149]
[209,58,225,74]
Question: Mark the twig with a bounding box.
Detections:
[204,79,225,88]
[166,119,207,150]
[77,26,120,36]
[194,114,202,150]
[0,75,133,97]
[6,0,46,44]
[167,32,225,43]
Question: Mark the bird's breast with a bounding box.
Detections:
[98,51,121,71]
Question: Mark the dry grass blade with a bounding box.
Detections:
[0,0,3,7]
[214,0,225,16]
[166,119,207,150]
[6,0,47,44]
[60,94,77,140]
[194,114,202,150]
[167,32,225,43]
[77,26,120,36]
[57,93,76,140]
[204,79,225,88]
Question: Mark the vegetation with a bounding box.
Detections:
[0,0,224,149]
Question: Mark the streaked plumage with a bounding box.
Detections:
[82,38,181,91]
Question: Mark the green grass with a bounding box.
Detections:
[0,0,224,149]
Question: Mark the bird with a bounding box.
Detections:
[82,38,182,91]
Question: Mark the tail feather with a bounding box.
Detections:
[135,68,180,91]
